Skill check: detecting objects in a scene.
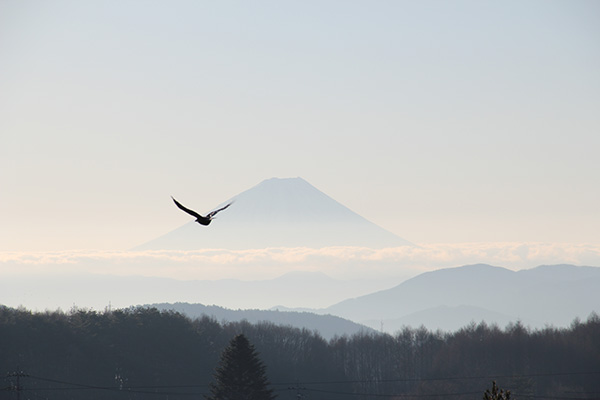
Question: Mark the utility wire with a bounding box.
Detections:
[11,370,600,399]
[304,387,483,397]
[300,387,600,400]
[24,375,207,397]
[30,374,210,389]
[269,370,600,387]
[515,395,600,400]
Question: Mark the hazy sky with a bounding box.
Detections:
[1,0,599,251]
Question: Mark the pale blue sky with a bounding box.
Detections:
[1,0,599,251]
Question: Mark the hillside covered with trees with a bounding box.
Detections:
[1,306,599,399]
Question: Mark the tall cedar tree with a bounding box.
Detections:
[207,334,276,400]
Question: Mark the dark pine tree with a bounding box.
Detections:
[207,334,276,400]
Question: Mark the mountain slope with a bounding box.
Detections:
[0,271,398,312]
[135,177,411,250]
[148,302,374,340]
[364,305,519,333]
[321,264,600,330]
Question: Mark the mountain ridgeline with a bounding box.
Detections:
[139,264,599,334]
[143,265,600,334]
[320,264,600,332]
[2,265,598,334]
[146,302,373,340]
[135,177,412,250]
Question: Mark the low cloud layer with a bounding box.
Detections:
[2,242,599,281]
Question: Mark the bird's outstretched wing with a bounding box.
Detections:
[171,197,203,219]
[206,202,233,218]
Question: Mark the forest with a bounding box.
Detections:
[1,305,599,400]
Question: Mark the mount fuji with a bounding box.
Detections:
[135,177,411,250]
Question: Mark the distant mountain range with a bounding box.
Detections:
[143,264,600,335]
[147,302,373,340]
[0,271,398,312]
[2,264,597,335]
[317,264,600,332]
[135,177,411,250]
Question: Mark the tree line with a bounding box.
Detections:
[1,305,598,400]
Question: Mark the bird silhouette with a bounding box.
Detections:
[171,196,232,226]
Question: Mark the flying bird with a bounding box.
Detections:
[171,196,232,226]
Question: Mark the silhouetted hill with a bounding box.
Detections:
[321,264,600,331]
[135,177,411,249]
[147,302,374,340]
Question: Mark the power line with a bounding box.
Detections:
[269,370,600,387]
[30,374,210,390]
[21,374,208,397]
[9,370,599,399]
[515,395,600,400]
[288,387,600,400]
[6,370,29,400]
[304,387,483,398]
[22,370,600,388]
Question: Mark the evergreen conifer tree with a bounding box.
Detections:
[207,334,276,400]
